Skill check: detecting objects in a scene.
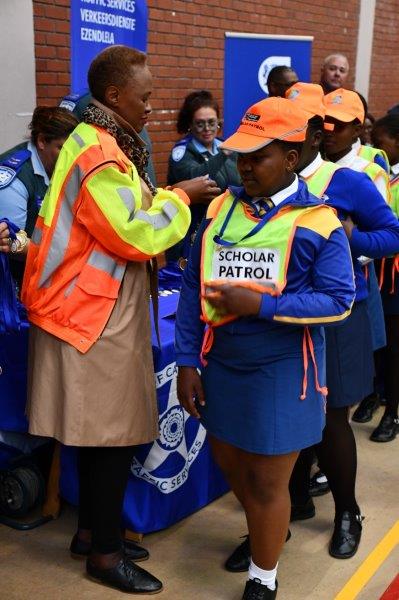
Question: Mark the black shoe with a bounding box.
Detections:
[309,470,330,497]
[86,556,162,594]
[70,535,149,562]
[370,414,399,442]
[329,511,363,559]
[290,498,315,521]
[242,578,278,599]
[352,393,380,423]
[225,531,291,573]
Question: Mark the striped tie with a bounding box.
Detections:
[256,197,274,217]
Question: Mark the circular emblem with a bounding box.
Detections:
[158,406,185,450]
[0,167,15,188]
[132,369,206,494]
[172,146,186,162]
[257,56,292,95]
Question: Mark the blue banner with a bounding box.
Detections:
[224,34,313,137]
[71,0,148,94]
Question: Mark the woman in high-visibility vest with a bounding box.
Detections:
[175,97,355,600]
[370,114,399,442]
[1,45,191,595]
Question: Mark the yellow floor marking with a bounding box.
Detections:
[335,520,399,600]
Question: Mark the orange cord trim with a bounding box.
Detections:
[300,327,328,400]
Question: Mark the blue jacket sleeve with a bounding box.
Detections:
[175,219,208,368]
[258,227,355,324]
[0,178,29,230]
[328,170,399,259]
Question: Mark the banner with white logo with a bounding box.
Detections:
[224,33,313,137]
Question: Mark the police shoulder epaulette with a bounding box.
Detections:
[171,135,192,162]
[59,93,84,112]
[0,148,31,189]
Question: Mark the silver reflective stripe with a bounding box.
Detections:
[39,165,83,288]
[135,201,178,230]
[64,275,78,297]
[117,187,136,219]
[87,250,125,281]
[72,133,85,148]
[31,227,42,245]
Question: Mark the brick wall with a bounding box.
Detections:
[33,0,361,184]
[368,0,399,118]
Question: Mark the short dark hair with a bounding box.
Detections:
[267,66,296,86]
[176,90,220,134]
[29,106,78,145]
[88,45,147,103]
[307,115,324,135]
[374,114,399,138]
[273,139,304,156]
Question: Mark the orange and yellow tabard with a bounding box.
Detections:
[200,190,336,327]
[22,122,190,353]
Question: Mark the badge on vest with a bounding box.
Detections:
[212,246,280,285]
[172,146,186,162]
[0,166,17,189]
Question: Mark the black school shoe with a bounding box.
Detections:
[70,535,149,562]
[242,578,278,599]
[329,511,363,559]
[86,556,163,594]
[352,393,380,423]
[309,470,330,497]
[370,413,399,442]
[290,497,315,521]
[225,531,291,573]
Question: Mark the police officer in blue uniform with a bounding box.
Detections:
[0,106,78,284]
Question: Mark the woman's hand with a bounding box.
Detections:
[203,281,262,316]
[0,222,11,253]
[177,366,205,419]
[174,176,221,205]
[341,215,355,239]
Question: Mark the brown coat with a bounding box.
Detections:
[27,179,159,447]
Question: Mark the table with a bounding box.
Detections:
[59,290,228,534]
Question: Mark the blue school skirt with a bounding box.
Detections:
[366,261,386,350]
[325,300,374,408]
[200,323,326,455]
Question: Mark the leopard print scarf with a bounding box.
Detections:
[83,102,157,196]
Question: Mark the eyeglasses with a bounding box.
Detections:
[192,118,219,132]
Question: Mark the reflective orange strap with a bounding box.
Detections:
[300,327,328,401]
[379,257,386,290]
[200,326,215,367]
[364,264,369,280]
[391,256,399,294]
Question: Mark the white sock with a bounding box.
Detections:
[248,559,278,590]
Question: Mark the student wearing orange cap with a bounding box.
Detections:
[175,97,355,599]
[284,83,399,559]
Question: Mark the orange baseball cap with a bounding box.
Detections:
[285,82,325,118]
[220,97,309,153]
[323,88,365,123]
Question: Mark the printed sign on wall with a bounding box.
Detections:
[71,0,148,94]
[224,33,313,137]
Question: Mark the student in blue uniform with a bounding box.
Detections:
[0,107,78,284]
[175,97,355,600]
[286,84,399,560]
[368,114,399,441]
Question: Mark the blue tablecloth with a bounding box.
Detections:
[59,291,228,533]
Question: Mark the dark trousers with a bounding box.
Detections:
[77,445,135,554]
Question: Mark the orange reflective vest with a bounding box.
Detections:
[22,123,190,353]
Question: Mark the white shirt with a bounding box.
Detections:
[336,147,389,202]
[270,174,299,206]
[299,153,324,179]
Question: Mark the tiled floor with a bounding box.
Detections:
[1,406,398,600]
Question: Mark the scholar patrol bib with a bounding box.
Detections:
[201,192,320,326]
[305,161,340,199]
